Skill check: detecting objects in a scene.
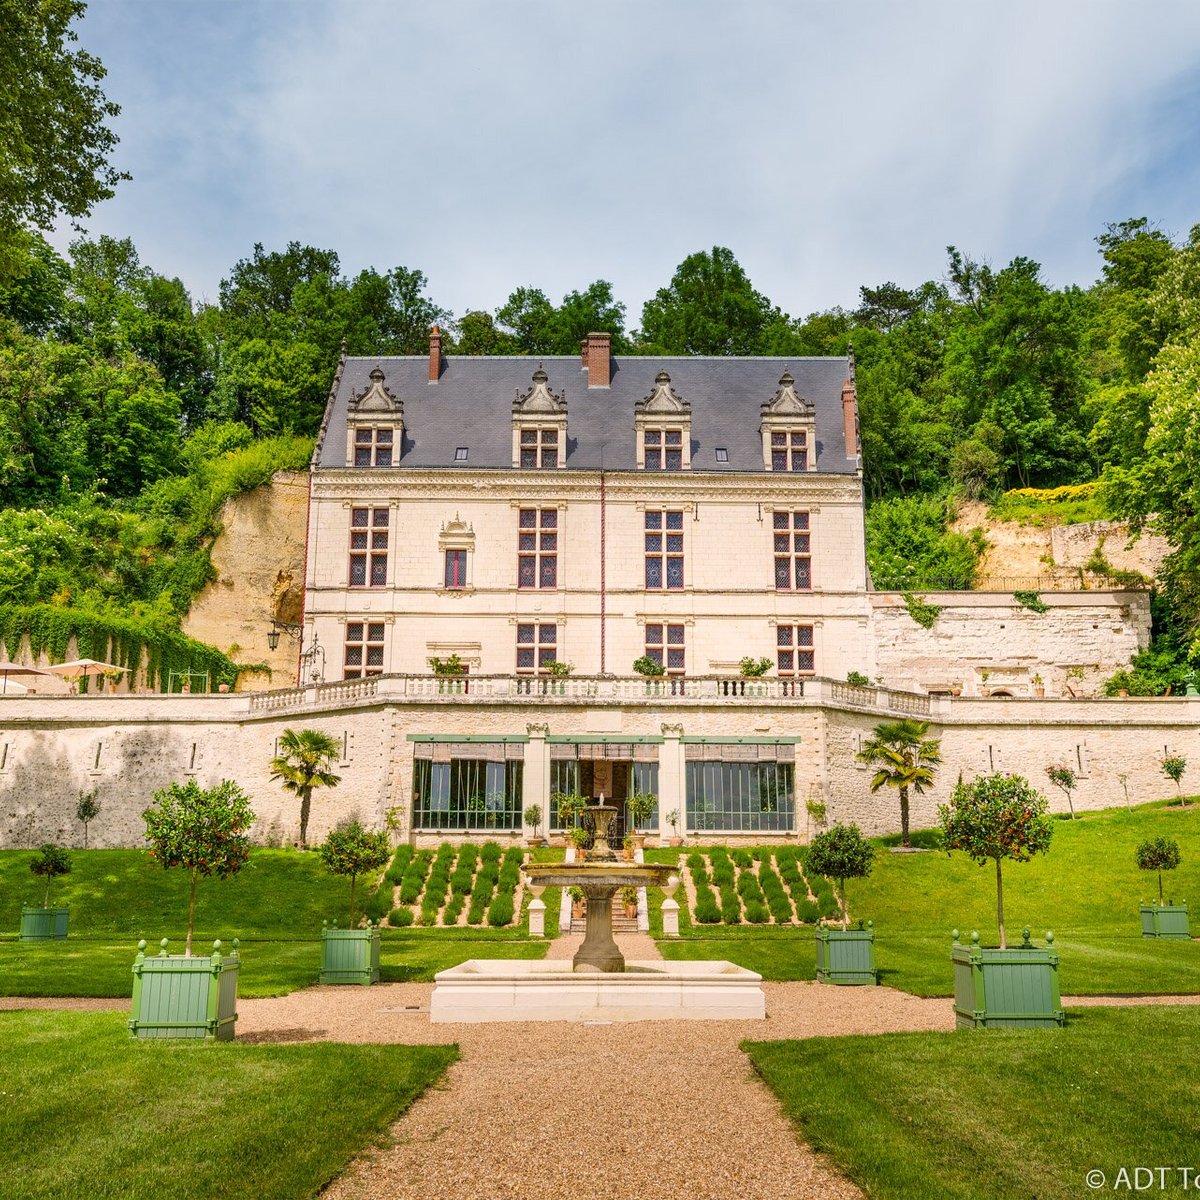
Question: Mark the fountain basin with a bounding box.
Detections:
[429,958,766,1023]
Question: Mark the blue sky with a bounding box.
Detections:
[59,0,1200,327]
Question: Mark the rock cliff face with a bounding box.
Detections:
[949,500,1169,588]
[182,471,310,690]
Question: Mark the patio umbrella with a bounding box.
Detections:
[0,660,50,694]
[45,660,130,691]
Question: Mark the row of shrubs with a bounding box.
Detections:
[683,847,840,925]
[364,842,525,928]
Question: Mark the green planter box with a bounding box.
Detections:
[319,922,381,986]
[19,906,69,941]
[129,938,240,1041]
[951,928,1064,1029]
[815,922,878,985]
[1140,902,1190,939]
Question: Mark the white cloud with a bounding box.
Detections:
[67,0,1200,323]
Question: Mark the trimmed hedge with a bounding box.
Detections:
[388,906,415,927]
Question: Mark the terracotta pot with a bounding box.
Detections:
[668,837,683,847]
[1034,686,1045,697]
[1117,688,1129,698]
[621,848,634,862]
[572,902,584,920]
[950,688,962,697]
[624,903,637,919]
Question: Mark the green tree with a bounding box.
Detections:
[805,824,875,929]
[1135,837,1182,904]
[1044,763,1078,819]
[939,773,1054,949]
[269,728,342,849]
[0,0,126,271]
[857,719,942,847]
[319,821,391,924]
[29,843,71,907]
[639,246,776,355]
[75,789,100,848]
[1161,754,1187,803]
[142,779,254,955]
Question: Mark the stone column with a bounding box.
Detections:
[524,723,550,840]
[658,723,685,843]
[528,888,546,938]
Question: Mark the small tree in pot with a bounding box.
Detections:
[133,779,253,1039]
[30,844,72,909]
[939,773,1061,1028]
[143,779,255,957]
[318,821,390,984]
[807,825,877,985]
[939,773,1053,950]
[522,804,544,847]
[21,844,72,940]
[1136,837,1188,938]
[625,792,656,845]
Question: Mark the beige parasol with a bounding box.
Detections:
[45,660,131,692]
[0,660,50,694]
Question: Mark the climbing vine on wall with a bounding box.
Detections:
[0,605,244,692]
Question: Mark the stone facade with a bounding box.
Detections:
[1,681,1195,849]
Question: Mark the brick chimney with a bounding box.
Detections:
[428,325,443,382]
[582,331,611,388]
[841,378,860,460]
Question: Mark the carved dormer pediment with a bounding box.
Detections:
[760,369,813,418]
[350,367,402,416]
[512,365,566,415]
[512,366,568,468]
[760,368,816,472]
[346,367,404,467]
[636,369,691,417]
[438,514,475,549]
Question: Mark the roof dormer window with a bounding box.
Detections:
[512,365,567,469]
[346,366,402,468]
[635,370,691,471]
[760,369,816,473]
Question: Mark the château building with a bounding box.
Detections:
[303,330,873,840]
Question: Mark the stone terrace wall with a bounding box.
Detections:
[0,682,1195,847]
[870,590,1150,698]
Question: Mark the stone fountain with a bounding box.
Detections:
[429,798,766,1023]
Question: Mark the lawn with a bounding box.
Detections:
[745,1006,1200,1200]
[0,1009,455,1200]
[656,802,1200,995]
[0,930,547,998]
[0,847,548,996]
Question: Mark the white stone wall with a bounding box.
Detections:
[870,590,1151,697]
[1,684,1196,848]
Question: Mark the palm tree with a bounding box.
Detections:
[856,719,942,848]
[269,729,342,849]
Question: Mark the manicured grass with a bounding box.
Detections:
[0,848,363,937]
[0,1010,456,1200]
[0,930,548,997]
[745,1006,1199,1200]
[656,803,1200,995]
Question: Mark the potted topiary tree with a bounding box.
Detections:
[666,809,682,847]
[20,844,72,941]
[807,825,877,985]
[1136,837,1188,938]
[939,772,1063,1028]
[625,791,656,849]
[522,804,544,848]
[131,779,253,1040]
[553,790,587,850]
[318,821,391,985]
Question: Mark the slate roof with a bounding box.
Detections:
[315,354,856,474]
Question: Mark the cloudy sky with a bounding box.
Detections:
[62,0,1200,327]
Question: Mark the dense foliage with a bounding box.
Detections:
[29,842,72,906]
[805,824,875,929]
[939,773,1054,949]
[1135,836,1182,904]
[318,821,391,924]
[142,778,255,954]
